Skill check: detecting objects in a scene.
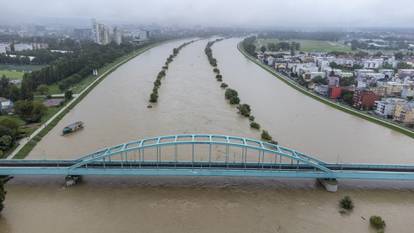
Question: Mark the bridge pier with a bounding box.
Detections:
[317,178,338,192]
[65,175,82,187]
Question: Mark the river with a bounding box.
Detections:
[0,38,413,233]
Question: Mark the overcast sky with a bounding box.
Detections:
[1,0,414,28]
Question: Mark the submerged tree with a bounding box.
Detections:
[0,176,11,213]
[339,196,354,211]
[250,122,260,130]
[237,104,251,117]
[261,130,272,141]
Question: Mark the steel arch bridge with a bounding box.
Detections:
[1,134,414,181]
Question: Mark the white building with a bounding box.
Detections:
[362,58,383,69]
[0,97,13,113]
[375,98,407,117]
[314,85,329,96]
[402,79,414,99]
[13,43,33,51]
[0,43,10,54]
[303,71,326,82]
[92,19,111,45]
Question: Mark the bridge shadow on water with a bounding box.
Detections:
[6,175,414,191]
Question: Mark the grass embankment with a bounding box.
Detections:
[12,42,162,159]
[255,38,352,53]
[237,42,414,139]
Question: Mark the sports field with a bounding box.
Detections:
[0,69,25,79]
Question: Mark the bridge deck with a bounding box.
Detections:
[1,160,414,180]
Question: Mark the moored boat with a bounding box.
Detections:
[62,121,84,135]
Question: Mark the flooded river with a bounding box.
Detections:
[1,38,413,233]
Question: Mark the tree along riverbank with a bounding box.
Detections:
[237,41,414,139]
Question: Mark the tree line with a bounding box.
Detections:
[21,42,145,98]
[242,37,256,57]
[149,40,196,104]
[205,38,277,144]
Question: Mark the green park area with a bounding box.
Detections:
[0,64,46,81]
[255,38,352,53]
[0,69,24,79]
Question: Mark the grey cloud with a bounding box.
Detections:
[1,0,413,28]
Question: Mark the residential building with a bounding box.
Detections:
[327,75,340,87]
[394,101,414,125]
[398,69,414,79]
[353,89,378,110]
[266,56,275,66]
[0,43,10,54]
[302,71,325,82]
[92,19,111,45]
[314,85,329,96]
[374,98,406,118]
[0,97,13,113]
[329,86,342,99]
[362,58,383,69]
[13,43,33,51]
[379,69,394,79]
[382,82,404,97]
[402,83,414,99]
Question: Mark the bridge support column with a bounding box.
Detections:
[317,178,338,192]
[65,175,82,187]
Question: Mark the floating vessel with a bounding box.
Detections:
[62,121,84,135]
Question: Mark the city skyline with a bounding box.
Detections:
[1,0,414,28]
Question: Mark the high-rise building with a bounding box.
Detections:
[113,27,122,45]
[92,19,111,45]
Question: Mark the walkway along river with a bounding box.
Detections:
[0,39,413,233]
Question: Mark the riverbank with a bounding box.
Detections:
[237,41,414,139]
[10,41,164,159]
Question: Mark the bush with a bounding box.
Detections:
[65,90,73,101]
[261,130,272,141]
[370,216,386,230]
[249,115,255,121]
[0,178,6,213]
[339,196,354,211]
[220,83,228,88]
[36,84,49,95]
[238,104,251,117]
[149,92,158,103]
[250,122,260,129]
[229,96,240,105]
[154,79,161,87]
[14,100,47,123]
[225,88,238,100]
[213,68,220,73]
[269,140,278,145]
